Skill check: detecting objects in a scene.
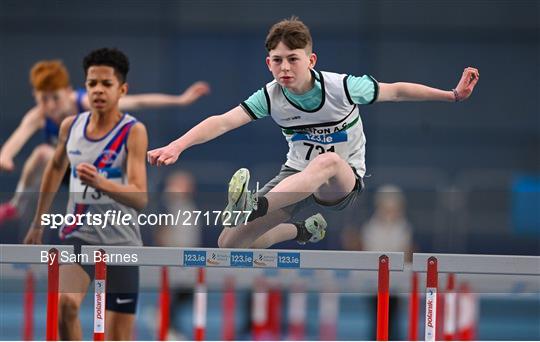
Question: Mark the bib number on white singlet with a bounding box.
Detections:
[71,167,123,205]
[292,130,348,161]
[303,143,335,160]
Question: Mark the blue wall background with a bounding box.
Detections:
[1,2,539,341]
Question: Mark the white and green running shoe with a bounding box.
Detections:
[222,168,257,227]
[297,213,327,244]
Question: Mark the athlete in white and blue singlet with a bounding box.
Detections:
[24,48,148,340]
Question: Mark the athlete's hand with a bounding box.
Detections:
[23,226,43,244]
[147,143,181,166]
[0,153,15,172]
[178,81,211,105]
[76,163,104,189]
[454,67,479,101]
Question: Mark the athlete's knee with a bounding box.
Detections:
[31,144,54,165]
[310,152,342,172]
[218,230,238,249]
[59,294,80,322]
[217,231,230,248]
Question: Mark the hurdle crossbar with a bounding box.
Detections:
[0,244,74,264]
[413,253,540,275]
[80,246,405,270]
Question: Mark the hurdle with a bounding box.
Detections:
[1,244,403,340]
[79,246,404,340]
[412,253,540,341]
[0,244,74,341]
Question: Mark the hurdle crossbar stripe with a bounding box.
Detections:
[80,246,405,270]
[0,244,74,264]
[413,253,540,275]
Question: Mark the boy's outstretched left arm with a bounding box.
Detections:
[118,81,210,110]
[377,67,479,102]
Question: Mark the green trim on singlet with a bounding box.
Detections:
[281,114,360,135]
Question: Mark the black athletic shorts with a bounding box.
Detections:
[62,238,139,314]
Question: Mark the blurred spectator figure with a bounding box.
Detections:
[361,185,413,260]
[154,170,201,340]
[155,170,201,248]
[342,184,414,340]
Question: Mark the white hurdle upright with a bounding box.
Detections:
[80,246,404,340]
[0,244,74,341]
[412,253,540,341]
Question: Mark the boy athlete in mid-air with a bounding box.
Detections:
[24,48,148,340]
[148,17,479,249]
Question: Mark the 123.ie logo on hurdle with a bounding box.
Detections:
[230,251,254,267]
[183,250,206,266]
[277,252,301,268]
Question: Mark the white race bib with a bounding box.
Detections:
[291,130,348,162]
[70,167,123,205]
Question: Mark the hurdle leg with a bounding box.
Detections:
[94,249,107,341]
[222,276,236,341]
[424,256,438,341]
[457,282,478,340]
[444,273,456,340]
[193,268,206,341]
[408,272,419,340]
[46,248,59,341]
[288,282,306,340]
[23,268,34,341]
[319,290,339,340]
[376,255,389,341]
[267,286,282,339]
[251,277,268,341]
[158,266,170,341]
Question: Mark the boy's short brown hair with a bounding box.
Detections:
[265,16,312,53]
[30,60,70,91]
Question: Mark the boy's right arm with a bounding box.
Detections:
[148,106,252,166]
[0,106,45,171]
[23,116,74,244]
